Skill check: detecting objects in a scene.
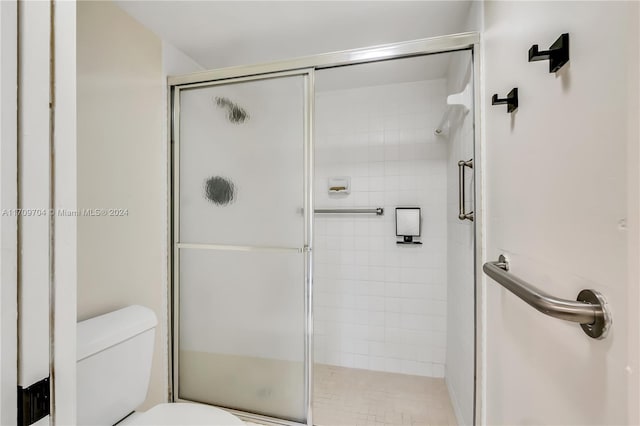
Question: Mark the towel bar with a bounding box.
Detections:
[314,208,384,216]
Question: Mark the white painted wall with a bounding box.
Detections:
[77,2,204,412]
[313,78,449,377]
[632,7,640,424]
[77,0,165,410]
[444,50,475,426]
[482,1,639,424]
[163,42,203,76]
[0,1,17,423]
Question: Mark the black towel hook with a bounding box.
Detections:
[491,88,518,113]
[528,33,570,73]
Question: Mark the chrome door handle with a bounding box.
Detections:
[458,159,474,221]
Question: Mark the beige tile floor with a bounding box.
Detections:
[313,364,457,426]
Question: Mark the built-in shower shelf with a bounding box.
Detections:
[435,83,472,136]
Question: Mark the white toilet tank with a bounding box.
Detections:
[77,306,158,426]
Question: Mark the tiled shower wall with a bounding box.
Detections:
[313,79,449,377]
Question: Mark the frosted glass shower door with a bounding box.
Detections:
[174,72,311,423]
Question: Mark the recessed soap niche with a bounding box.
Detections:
[328,177,350,195]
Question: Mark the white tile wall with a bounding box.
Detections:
[313,79,449,377]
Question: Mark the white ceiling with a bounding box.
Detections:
[115,1,473,72]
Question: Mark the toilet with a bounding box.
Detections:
[77,305,245,426]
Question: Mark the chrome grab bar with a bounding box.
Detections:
[314,208,384,216]
[458,159,474,221]
[483,254,611,339]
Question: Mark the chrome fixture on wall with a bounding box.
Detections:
[315,207,383,215]
[483,254,611,339]
[458,159,474,221]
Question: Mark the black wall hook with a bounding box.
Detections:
[528,33,570,73]
[491,88,518,113]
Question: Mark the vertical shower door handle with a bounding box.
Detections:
[458,159,474,221]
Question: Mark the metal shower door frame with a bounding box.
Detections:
[171,68,315,426]
[169,31,481,426]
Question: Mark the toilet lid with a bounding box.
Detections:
[128,403,245,426]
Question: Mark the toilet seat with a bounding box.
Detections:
[126,403,245,425]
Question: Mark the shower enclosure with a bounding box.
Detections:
[170,33,480,426]
[172,71,314,423]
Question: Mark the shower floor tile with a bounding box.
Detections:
[313,364,457,426]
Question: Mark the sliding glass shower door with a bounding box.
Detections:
[173,71,312,423]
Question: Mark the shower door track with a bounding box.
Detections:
[169,31,481,426]
[168,32,478,86]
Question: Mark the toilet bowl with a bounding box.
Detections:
[77,305,244,426]
[118,403,244,426]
